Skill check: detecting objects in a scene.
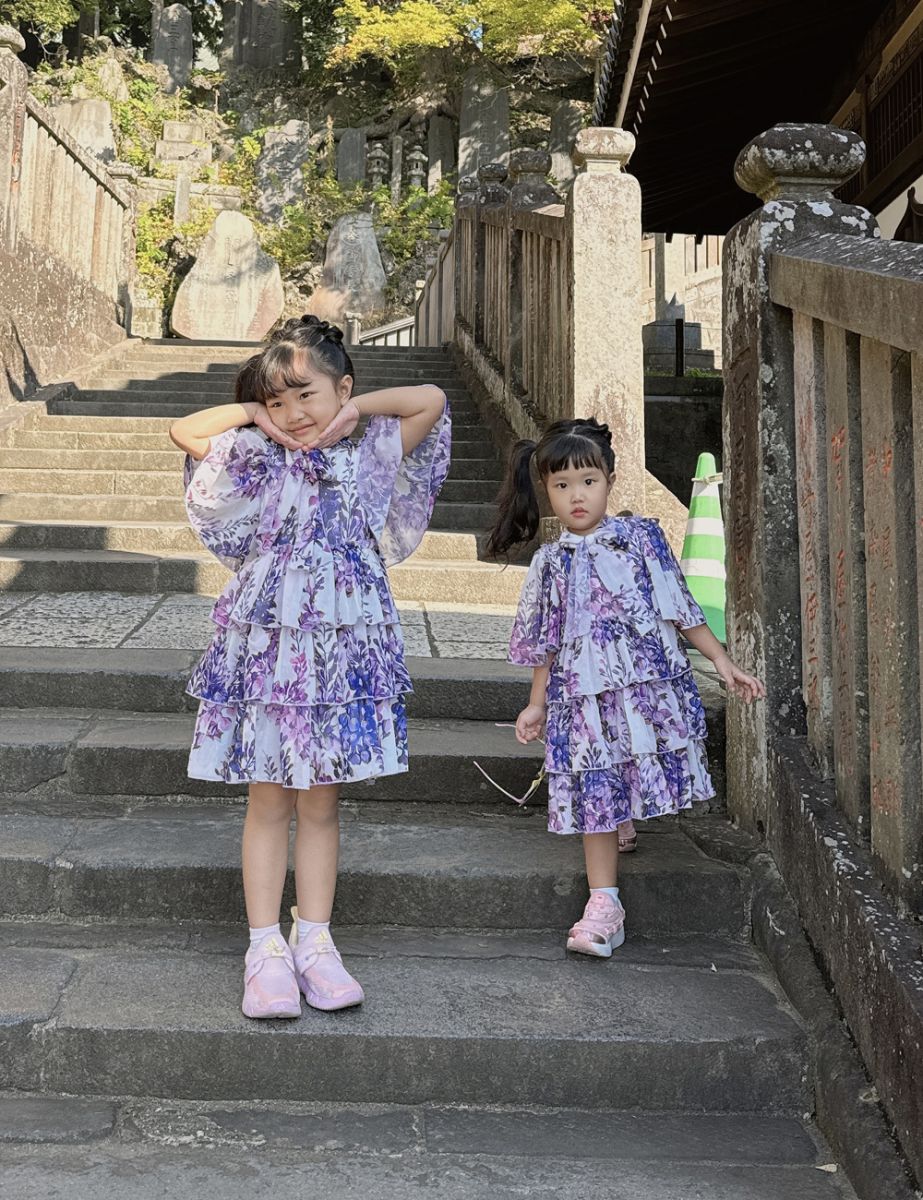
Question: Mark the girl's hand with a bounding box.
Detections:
[306,399,361,450]
[714,654,765,703]
[251,404,303,452]
[515,704,547,744]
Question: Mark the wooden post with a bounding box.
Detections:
[474,162,508,349]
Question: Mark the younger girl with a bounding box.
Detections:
[487,418,762,957]
[170,316,449,1017]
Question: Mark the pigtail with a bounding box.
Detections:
[487,439,540,558]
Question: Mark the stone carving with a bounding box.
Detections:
[427,115,455,192]
[221,0,298,70]
[97,55,129,102]
[256,120,311,221]
[53,98,117,163]
[319,212,386,319]
[171,211,284,340]
[549,100,583,188]
[458,67,509,178]
[151,3,193,94]
[337,128,366,186]
[155,118,213,167]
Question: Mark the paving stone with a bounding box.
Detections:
[0,950,76,1088]
[0,1096,116,1144]
[0,593,159,648]
[434,640,510,659]
[0,592,36,617]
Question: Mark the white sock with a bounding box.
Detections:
[592,887,620,904]
[297,917,330,943]
[248,922,281,948]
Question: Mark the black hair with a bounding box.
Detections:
[234,315,356,407]
[486,417,616,558]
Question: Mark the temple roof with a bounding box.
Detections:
[594,0,892,234]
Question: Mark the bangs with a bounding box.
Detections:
[250,344,316,401]
[539,434,609,477]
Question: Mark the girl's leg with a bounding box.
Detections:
[583,830,619,889]
[293,783,341,921]
[290,784,363,1011]
[242,782,297,927]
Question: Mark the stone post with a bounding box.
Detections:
[0,27,27,254]
[389,133,403,204]
[345,312,361,346]
[506,149,560,399]
[108,161,139,331]
[722,123,877,832]
[474,162,508,348]
[567,127,644,514]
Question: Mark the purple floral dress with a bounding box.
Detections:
[509,516,715,835]
[183,406,450,788]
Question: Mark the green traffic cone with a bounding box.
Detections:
[680,452,726,643]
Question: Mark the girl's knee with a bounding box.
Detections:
[295,785,340,823]
[247,784,297,821]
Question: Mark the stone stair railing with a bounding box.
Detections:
[723,121,923,1185]
[0,26,135,407]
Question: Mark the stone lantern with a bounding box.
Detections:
[367,141,388,189]
[407,145,427,191]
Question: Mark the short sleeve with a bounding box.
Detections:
[637,518,706,630]
[356,401,451,565]
[508,547,561,667]
[184,427,272,570]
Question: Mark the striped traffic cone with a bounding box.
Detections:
[680,452,726,643]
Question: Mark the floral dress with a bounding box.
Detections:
[183,406,450,789]
[509,515,715,835]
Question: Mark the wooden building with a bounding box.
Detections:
[594,0,921,237]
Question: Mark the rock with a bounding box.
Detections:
[550,100,584,189]
[256,120,312,222]
[53,99,117,164]
[320,212,387,318]
[458,66,509,178]
[337,128,366,186]
[171,211,283,341]
[427,115,455,193]
[151,3,193,94]
[96,56,129,102]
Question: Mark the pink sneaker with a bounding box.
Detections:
[242,933,302,1019]
[289,921,364,1011]
[566,892,626,958]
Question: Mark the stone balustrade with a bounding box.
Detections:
[0,26,134,403]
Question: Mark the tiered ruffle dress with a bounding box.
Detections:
[509,516,715,834]
[182,406,450,788]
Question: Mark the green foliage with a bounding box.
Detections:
[260,173,364,272]
[371,179,454,266]
[0,0,78,31]
[218,129,265,198]
[135,195,216,307]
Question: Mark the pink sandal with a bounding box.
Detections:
[618,820,638,853]
[566,893,626,958]
[242,933,302,1019]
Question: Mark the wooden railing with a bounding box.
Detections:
[414,227,455,347]
[769,233,923,908]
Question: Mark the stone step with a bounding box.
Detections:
[0,650,527,719]
[0,808,745,936]
[0,493,496,529]
[0,1090,845,1200]
[3,447,502,480]
[0,548,523,602]
[0,521,491,562]
[0,936,807,1112]
[83,368,467,388]
[0,710,543,805]
[47,396,483,421]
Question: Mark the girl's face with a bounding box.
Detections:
[263,352,353,445]
[545,462,614,535]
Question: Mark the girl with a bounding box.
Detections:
[170,316,449,1018]
[487,418,762,957]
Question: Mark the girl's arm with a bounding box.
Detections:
[681,623,765,703]
[169,402,260,460]
[515,659,552,744]
[310,385,447,454]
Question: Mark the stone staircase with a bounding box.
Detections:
[0,341,854,1196]
[0,339,525,605]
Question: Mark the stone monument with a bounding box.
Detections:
[221,0,298,70]
[256,120,312,221]
[427,115,455,192]
[171,211,284,340]
[53,99,117,163]
[151,3,193,94]
[320,212,386,317]
[458,67,509,178]
[154,119,213,167]
[549,101,583,188]
[337,129,366,186]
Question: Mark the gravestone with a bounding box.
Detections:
[550,100,583,188]
[171,210,284,340]
[53,99,117,163]
[221,0,297,69]
[256,120,311,221]
[155,118,212,167]
[337,128,366,186]
[458,67,509,178]
[427,115,455,193]
[321,212,386,317]
[390,133,403,204]
[151,3,193,94]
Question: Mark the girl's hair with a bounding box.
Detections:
[486,417,616,558]
[234,315,356,406]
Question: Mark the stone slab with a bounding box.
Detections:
[151,2,193,93]
[40,949,806,1110]
[52,99,116,164]
[0,949,75,1088]
[336,128,366,186]
[458,67,509,177]
[0,1097,116,1144]
[256,120,312,222]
